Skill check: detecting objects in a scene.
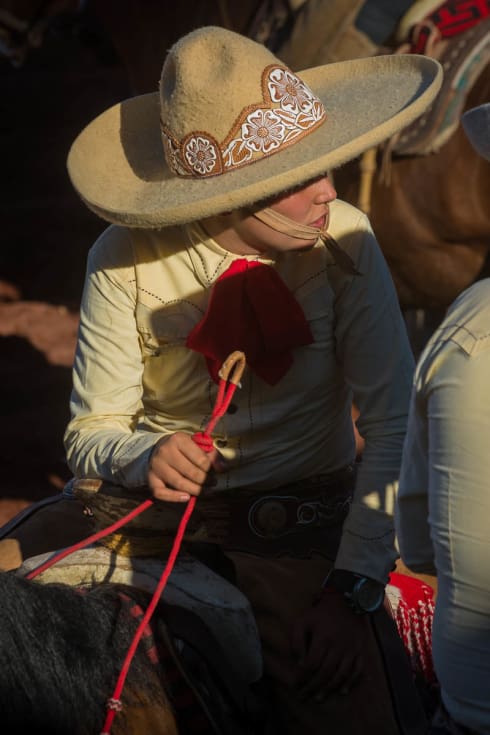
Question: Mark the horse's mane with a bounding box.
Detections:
[0,572,165,734]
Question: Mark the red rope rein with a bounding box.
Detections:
[25,351,246,735]
[101,496,197,733]
[25,499,154,581]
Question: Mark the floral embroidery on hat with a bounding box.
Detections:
[242,109,286,154]
[269,67,316,113]
[161,65,327,178]
[184,135,220,175]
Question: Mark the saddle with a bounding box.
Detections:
[389,2,490,156]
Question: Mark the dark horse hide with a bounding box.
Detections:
[0,572,177,734]
[0,571,268,735]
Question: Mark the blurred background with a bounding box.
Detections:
[0,0,266,517]
[1,3,129,513]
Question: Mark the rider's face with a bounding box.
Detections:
[202,174,337,257]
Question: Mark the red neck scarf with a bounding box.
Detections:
[186,259,314,385]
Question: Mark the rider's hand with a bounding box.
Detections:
[147,432,224,502]
[290,588,370,700]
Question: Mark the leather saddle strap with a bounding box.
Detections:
[371,604,428,735]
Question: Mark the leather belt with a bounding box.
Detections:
[73,464,357,560]
[195,464,357,559]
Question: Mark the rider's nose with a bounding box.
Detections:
[313,175,337,204]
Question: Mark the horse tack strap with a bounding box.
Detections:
[385,12,490,156]
[114,589,268,735]
[408,0,490,54]
[118,593,159,665]
[116,592,218,734]
[391,16,490,156]
[370,606,429,735]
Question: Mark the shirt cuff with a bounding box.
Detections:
[334,503,397,584]
[111,433,164,487]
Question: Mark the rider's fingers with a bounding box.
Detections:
[151,436,213,485]
[148,475,191,503]
[148,464,203,501]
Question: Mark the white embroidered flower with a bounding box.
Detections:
[242,108,285,154]
[268,67,316,113]
[184,136,218,175]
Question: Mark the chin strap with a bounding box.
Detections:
[253,207,360,275]
[253,206,327,240]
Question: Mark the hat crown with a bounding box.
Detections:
[158,26,327,179]
[159,27,279,142]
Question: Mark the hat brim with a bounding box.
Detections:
[67,53,442,228]
[462,103,490,162]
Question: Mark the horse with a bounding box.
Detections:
[333,62,490,314]
[0,571,180,734]
[0,541,439,735]
[0,549,268,735]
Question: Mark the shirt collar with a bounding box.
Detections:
[183,222,275,288]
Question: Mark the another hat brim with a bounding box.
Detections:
[462,103,490,162]
[67,53,442,228]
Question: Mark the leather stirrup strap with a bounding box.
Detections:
[371,604,428,735]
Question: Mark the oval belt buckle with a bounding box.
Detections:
[248,497,291,538]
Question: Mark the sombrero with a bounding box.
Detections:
[462,103,490,161]
[67,25,443,228]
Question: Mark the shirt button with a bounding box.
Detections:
[227,403,238,414]
[216,439,228,448]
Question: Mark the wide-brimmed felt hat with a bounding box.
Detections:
[462,103,490,161]
[67,25,443,228]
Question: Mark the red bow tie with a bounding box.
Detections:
[186,259,314,385]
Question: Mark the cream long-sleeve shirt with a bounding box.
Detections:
[397,279,490,573]
[64,199,414,583]
[396,278,490,735]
